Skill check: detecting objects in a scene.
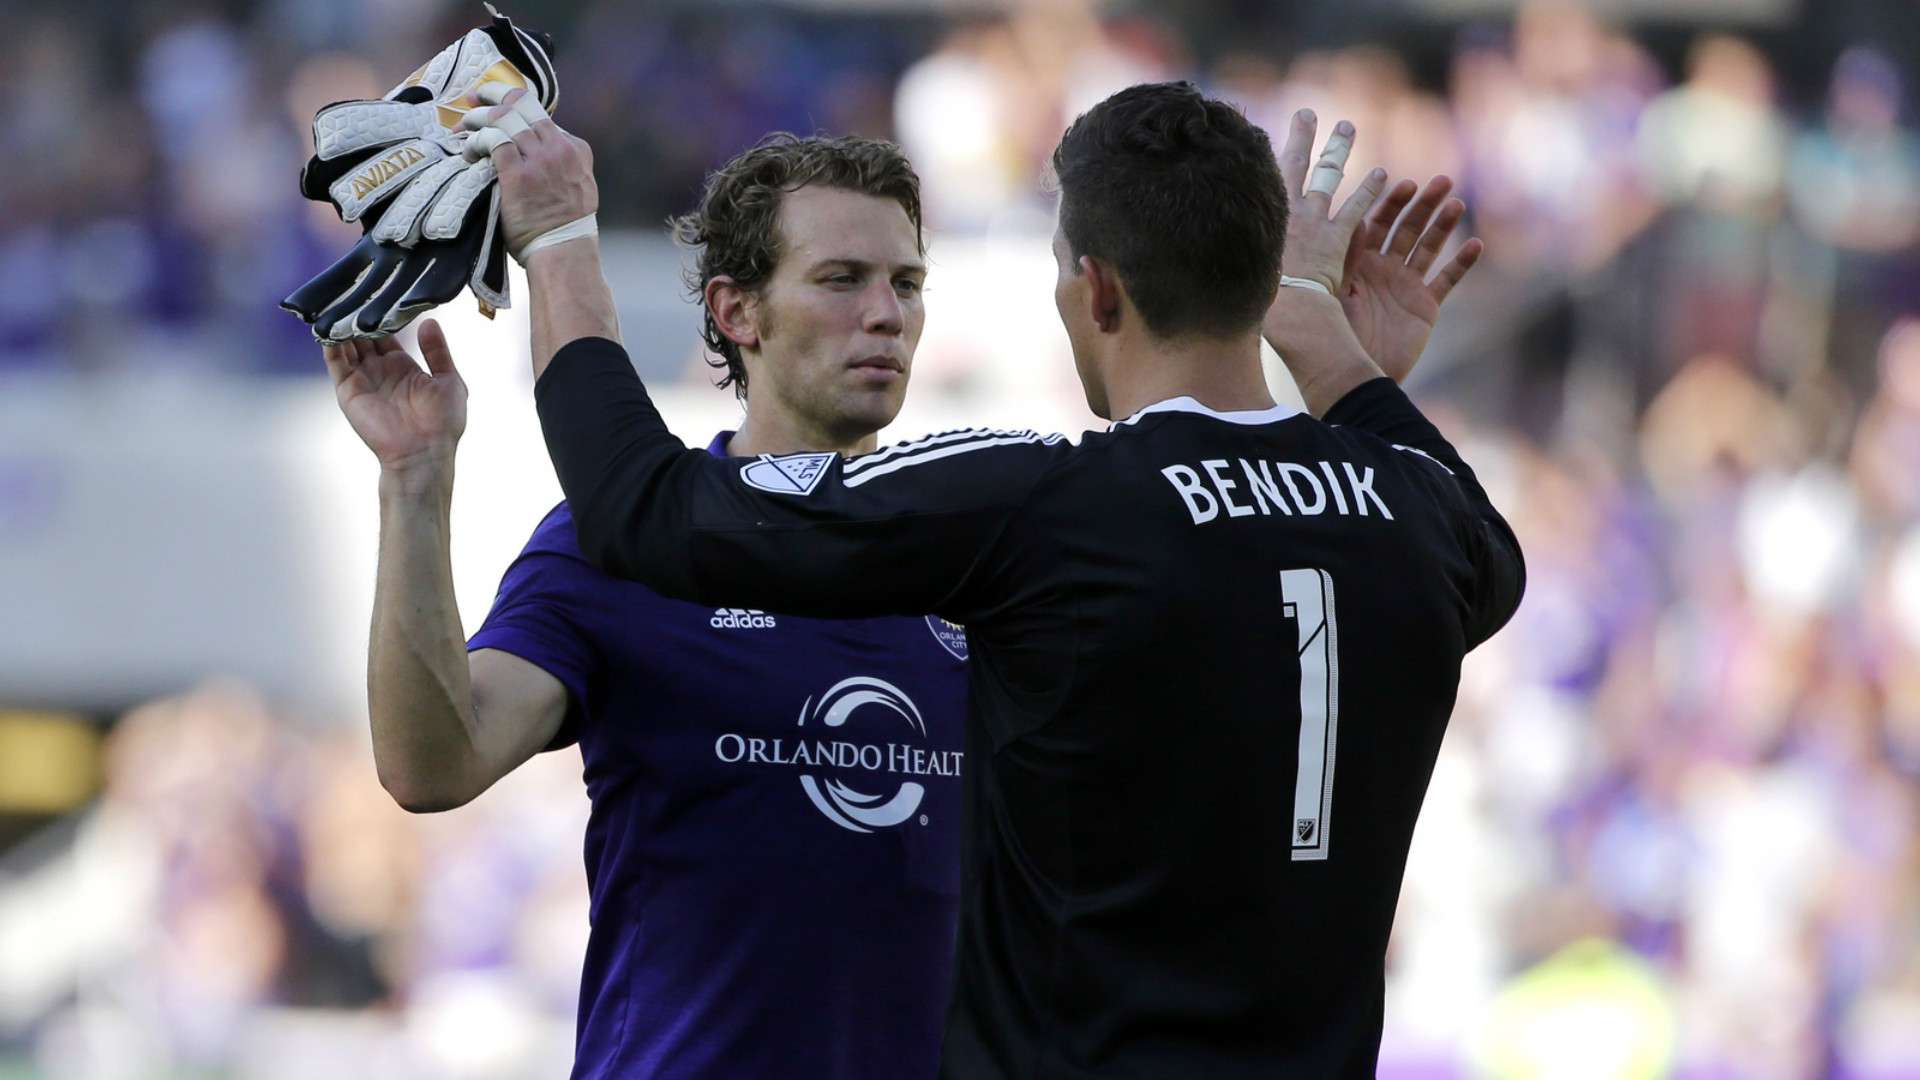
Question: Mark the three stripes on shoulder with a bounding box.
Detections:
[841,428,1062,488]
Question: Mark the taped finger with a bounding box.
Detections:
[494,108,533,141]
[1307,121,1354,197]
[464,126,517,162]
[475,80,526,107]
[509,92,550,126]
[461,104,508,131]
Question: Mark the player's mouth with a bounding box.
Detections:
[848,355,905,382]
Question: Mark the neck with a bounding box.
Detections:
[1100,328,1275,422]
[727,402,880,459]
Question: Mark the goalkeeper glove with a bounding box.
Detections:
[281,4,557,341]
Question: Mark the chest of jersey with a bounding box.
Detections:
[575,596,969,881]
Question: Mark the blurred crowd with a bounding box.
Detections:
[0,682,588,1078]
[5,0,1920,1077]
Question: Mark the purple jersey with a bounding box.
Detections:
[468,433,968,1080]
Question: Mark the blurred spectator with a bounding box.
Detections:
[1787,47,1920,255]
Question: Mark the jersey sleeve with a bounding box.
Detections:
[466,505,602,751]
[534,337,1066,621]
[1324,377,1526,648]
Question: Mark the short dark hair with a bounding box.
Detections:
[670,133,924,400]
[1051,82,1288,339]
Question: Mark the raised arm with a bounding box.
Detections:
[1264,109,1518,641]
[1263,109,1389,416]
[323,329,567,812]
[1262,110,1487,410]
[533,333,1062,620]
[1336,173,1483,383]
[467,85,617,379]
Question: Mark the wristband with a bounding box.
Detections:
[516,213,598,262]
[1280,274,1334,296]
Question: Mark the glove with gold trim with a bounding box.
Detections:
[281,5,557,340]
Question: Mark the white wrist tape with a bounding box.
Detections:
[516,213,598,262]
[1280,274,1334,296]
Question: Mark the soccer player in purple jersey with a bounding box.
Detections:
[319,136,969,1079]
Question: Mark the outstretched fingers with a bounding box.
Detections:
[1386,176,1454,261]
[1428,236,1484,305]
[1409,197,1466,275]
[416,319,458,377]
[321,340,354,385]
[1363,178,1419,254]
[1278,109,1318,199]
[1333,166,1389,236]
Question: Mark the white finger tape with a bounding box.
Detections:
[510,93,551,126]
[465,126,517,162]
[1307,129,1353,196]
[495,109,532,141]
[476,80,516,106]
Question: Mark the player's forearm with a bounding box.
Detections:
[368,463,488,811]
[526,238,620,382]
[1262,289,1385,418]
[534,336,704,592]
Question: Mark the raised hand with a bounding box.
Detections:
[1338,175,1482,383]
[465,84,599,261]
[1275,110,1387,294]
[322,319,468,473]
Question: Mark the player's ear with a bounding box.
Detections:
[706,276,760,350]
[1080,255,1123,334]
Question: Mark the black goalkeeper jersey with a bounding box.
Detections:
[537,337,1525,1079]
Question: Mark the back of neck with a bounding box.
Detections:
[1102,330,1274,421]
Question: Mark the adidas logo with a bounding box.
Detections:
[710,608,777,630]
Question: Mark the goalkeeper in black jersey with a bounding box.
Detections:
[473,81,1524,1077]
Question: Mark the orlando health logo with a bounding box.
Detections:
[712,675,963,833]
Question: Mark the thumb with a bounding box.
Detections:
[418,319,458,377]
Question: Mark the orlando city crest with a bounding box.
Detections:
[926,615,969,661]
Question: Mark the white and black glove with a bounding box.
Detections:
[281,4,557,341]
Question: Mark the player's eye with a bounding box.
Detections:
[825,273,859,287]
[894,278,922,297]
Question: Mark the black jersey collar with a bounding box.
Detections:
[1110,395,1300,430]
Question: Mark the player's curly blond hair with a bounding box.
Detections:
[670,133,924,401]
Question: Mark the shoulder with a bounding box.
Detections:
[519,501,587,559]
[838,426,1072,491]
[493,501,693,618]
[498,501,619,596]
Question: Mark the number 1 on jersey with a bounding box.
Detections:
[1281,568,1339,861]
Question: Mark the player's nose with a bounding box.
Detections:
[861,280,904,335]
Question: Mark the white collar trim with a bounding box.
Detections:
[1111,395,1300,429]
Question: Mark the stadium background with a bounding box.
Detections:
[3,0,1919,1075]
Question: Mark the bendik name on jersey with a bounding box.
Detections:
[1161,458,1394,525]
